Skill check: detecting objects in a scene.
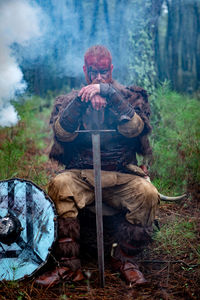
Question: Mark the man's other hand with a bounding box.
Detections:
[78,84,106,110]
[78,84,100,102]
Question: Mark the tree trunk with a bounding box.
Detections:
[159,0,200,92]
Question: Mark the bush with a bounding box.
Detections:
[150,82,200,195]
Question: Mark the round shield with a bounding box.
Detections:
[0,178,57,281]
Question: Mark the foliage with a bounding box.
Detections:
[127,1,155,93]
[153,216,199,259]
[150,82,200,195]
[0,95,52,188]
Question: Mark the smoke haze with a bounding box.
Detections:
[15,0,151,80]
[0,0,42,127]
[0,0,153,126]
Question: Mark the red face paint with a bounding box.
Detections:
[85,56,113,83]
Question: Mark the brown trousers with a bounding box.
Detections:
[48,169,159,227]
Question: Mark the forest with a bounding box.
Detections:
[0,0,199,299]
[17,0,200,95]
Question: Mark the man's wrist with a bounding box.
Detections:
[100,83,135,120]
[59,96,86,133]
[99,83,116,99]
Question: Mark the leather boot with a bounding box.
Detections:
[35,217,84,287]
[111,244,147,286]
[111,220,152,286]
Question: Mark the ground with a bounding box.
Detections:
[0,166,199,299]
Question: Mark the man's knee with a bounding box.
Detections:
[124,177,159,226]
[48,171,76,201]
[49,172,75,191]
[143,181,159,204]
[132,178,159,205]
[48,172,79,218]
[51,171,75,185]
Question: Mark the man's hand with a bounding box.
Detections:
[78,84,100,102]
[91,95,107,110]
[78,84,106,110]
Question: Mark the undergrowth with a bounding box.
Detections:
[0,95,53,188]
[150,81,200,195]
[153,216,199,261]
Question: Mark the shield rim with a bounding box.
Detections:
[0,177,58,281]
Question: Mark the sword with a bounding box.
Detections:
[92,126,104,287]
[76,109,115,287]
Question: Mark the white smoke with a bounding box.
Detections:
[0,0,42,127]
[0,105,19,128]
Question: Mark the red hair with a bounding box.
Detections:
[84,45,112,67]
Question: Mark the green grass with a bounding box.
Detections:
[153,216,199,262]
[0,95,53,187]
[150,82,200,195]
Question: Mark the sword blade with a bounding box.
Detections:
[92,133,105,288]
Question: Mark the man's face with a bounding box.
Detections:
[83,56,113,84]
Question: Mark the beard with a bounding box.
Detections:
[91,78,107,84]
